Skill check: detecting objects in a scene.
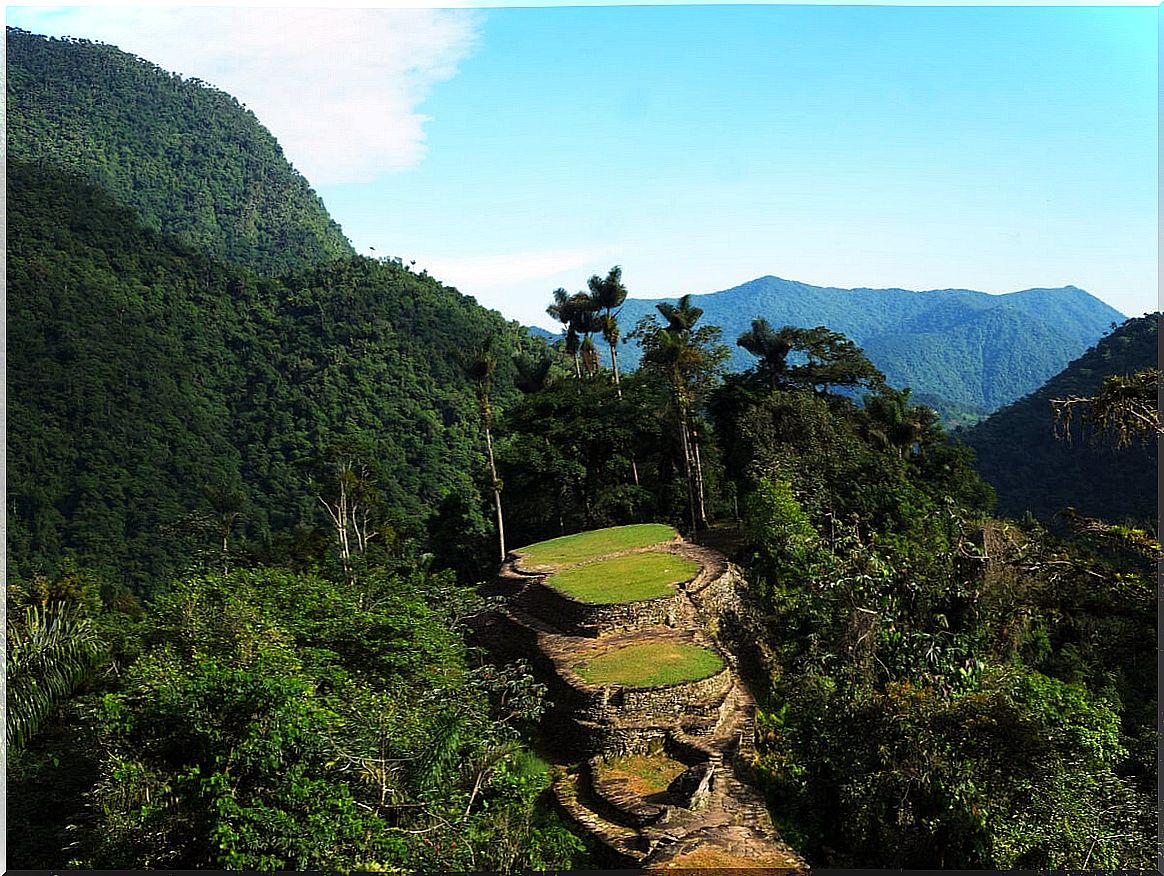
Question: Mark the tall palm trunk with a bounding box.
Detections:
[484,418,506,562]
[690,415,708,527]
[677,396,697,533]
[609,339,640,485]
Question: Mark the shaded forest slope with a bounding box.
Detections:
[960,314,1158,522]
[7,159,535,590]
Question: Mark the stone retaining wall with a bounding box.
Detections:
[514,582,683,637]
[617,666,733,719]
[486,532,808,872]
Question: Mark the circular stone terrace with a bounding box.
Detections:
[498,524,807,872]
[574,639,723,688]
[509,524,699,634]
[512,523,679,570]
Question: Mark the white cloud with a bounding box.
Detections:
[409,247,621,327]
[9,6,481,184]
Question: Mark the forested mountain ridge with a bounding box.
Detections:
[960,314,1158,523]
[7,159,534,589]
[6,27,353,275]
[610,276,1125,420]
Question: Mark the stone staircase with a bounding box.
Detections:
[482,534,808,871]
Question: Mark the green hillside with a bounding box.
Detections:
[6,28,353,275]
[6,160,533,589]
[611,276,1125,421]
[959,315,1158,523]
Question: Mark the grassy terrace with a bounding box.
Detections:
[575,641,724,688]
[515,523,678,569]
[546,552,699,604]
[596,753,688,797]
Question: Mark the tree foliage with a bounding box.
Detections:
[7,28,352,275]
[6,160,538,592]
[716,347,1155,868]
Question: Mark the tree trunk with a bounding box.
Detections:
[609,341,622,397]
[691,418,708,528]
[484,421,506,562]
[677,401,697,534]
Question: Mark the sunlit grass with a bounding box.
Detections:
[546,552,698,604]
[596,753,688,796]
[575,641,723,688]
[516,523,678,568]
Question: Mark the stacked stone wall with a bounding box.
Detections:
[617,667,733,718]
[514,582,683,636]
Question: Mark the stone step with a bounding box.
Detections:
[552,772,652,865]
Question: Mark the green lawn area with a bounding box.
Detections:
[546,552,699,604]
[596,753,688,796]
[575,641,724,688]
[515,523,677,568]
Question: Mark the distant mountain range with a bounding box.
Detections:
[960,314,1157,523]
[604,276,1125,421]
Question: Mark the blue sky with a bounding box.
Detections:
[8,3,1159,328]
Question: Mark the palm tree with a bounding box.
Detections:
[546,288,582,378]
[736,318,800,388]
[546,288,601,378]
[655,294,704,336]
[8,601,103,749]
[513,353,552,395]
[587,265,629,394]
[641,295,725,530]
[863,386,934,458]
[587,266,640,485]
[569,292,602,377]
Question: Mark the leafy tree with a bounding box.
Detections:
[75,569,586,871]
[496,376,658,544]
[1052,367,1161,448]
[737,320,886,396]
[312,435,388,585]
